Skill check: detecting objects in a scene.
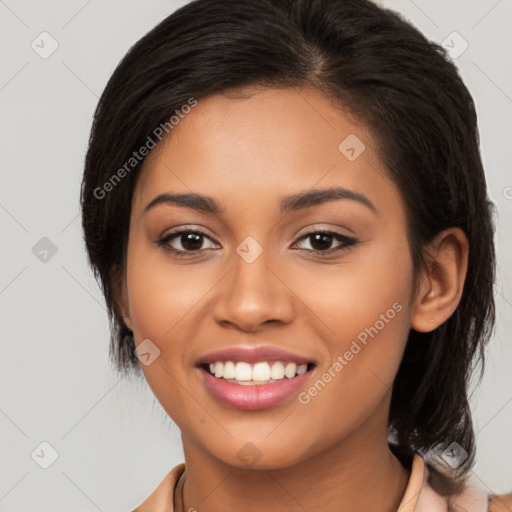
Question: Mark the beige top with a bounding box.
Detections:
[132,454,491,511]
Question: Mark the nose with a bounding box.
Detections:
[212,246,295,332]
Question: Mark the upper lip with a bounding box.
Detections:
[196,346,314,366]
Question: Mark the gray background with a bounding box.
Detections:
[1,0,511,510]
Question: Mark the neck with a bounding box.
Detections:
[176,414,410,512]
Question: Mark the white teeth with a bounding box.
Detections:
[284,362,297,379]
[297,363,307,375]
[253,362,271,382]
[214,361,223,378]
[270,361,285,379]
[234,362,252,381]
[206,360,310,382]
[223,361,236,379]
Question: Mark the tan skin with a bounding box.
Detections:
[116,86,468,512]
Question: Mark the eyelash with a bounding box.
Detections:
[157,228,359,257]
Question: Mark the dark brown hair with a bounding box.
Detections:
[81,0,496,492]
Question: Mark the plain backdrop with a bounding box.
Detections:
[1,1,511,510]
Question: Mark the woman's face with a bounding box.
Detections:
[121,86,417,469]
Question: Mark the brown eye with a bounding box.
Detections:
[293,231,358,254]
[309,233,334,251]
[158,229,220,255]
[180,232,204,251]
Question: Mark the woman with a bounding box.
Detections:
[80,0,509,510]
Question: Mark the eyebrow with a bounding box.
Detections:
[281,187,377,214]
[144,186,377,215]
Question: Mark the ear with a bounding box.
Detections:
[411,228,469,333]
[110,264,133,331]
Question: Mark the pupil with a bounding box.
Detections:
[311,233,332,251]
[182,233,203,251]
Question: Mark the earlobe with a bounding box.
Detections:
[122,315,133,331]
[110,265,133,331]
[411,228,469,333]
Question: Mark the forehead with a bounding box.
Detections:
[132,86,399,218]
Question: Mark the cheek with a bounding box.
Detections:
[124,243,212,424]
[125,242,213,341]
[292,284,411,453]
[286,231,413,342]
[289,234,414,405]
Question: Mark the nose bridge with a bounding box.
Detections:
[213,236,294,330]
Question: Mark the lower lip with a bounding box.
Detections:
[200,367,313,410]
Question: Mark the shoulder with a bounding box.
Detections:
[398,451,493,512]
[418,453,511,512]
[131,463,185,512]
[487,493,512,511]
[446,474,489,512]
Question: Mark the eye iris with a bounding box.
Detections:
[181,233,203,251]
[310,233,333,251]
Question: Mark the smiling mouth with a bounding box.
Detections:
[201,360,316,385]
